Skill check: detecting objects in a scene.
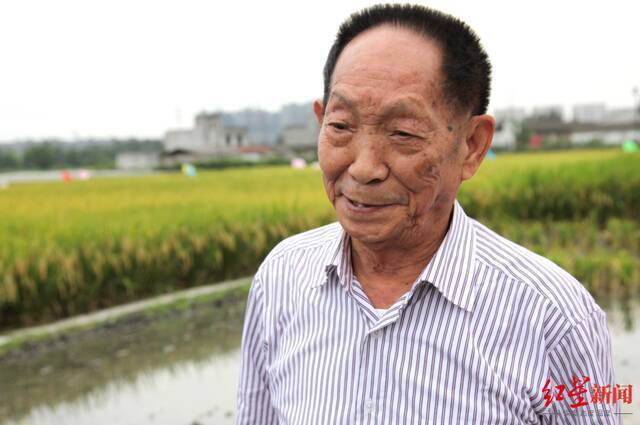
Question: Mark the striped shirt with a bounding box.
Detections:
[236,199,620,424]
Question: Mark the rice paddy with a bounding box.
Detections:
[0,148,638,329]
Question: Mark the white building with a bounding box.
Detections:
[115,152,160,170]
[573,103,606,123]
[531,105,564,121]
[604,107,638,124]
[164,112,249,153]
[281,114,319,150]
[491,107,526,150]
[491,120,517,150]
[164,129,194,151]
[493,107,526,123]
[570,124,640,145]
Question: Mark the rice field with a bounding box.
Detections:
[0,148,638,329]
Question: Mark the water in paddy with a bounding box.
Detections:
[1,298,638,425]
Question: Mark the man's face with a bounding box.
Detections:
[316,25,467,247]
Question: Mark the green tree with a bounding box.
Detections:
[514,122,532,150]
[0,150,20,170]
[23,142,62,169]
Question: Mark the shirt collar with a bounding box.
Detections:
[320,199,477,313]
[321,224,351,288]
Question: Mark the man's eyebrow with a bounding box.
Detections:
[380,98,433,123]
[326,91,359,117]
[327,93,436,125]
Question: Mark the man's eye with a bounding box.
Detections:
[328,122,349,131]
[392,130,416,139]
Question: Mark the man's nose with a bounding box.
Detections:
[347,138,389,185]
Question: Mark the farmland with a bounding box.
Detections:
[0,148,638,329]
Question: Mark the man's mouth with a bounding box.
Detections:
[344,195,389,210]
[349,198,373,207]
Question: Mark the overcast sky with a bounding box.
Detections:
[0,0,638,141]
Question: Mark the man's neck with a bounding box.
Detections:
[349,203,454,308]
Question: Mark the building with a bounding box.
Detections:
[491,107,526,150]
[573,103,606,123]
[530,105,564,122]
[489,103,639,150]
[116,112,253,170]
[525,106,640,146]
[604,107,638,125]
[164,112,249,154]
[493,107,526,124]
[281,113,319,151]
[569,122,640,145]
[492,120,517,150]
[115,152,160,170]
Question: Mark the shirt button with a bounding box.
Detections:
[364,399,374,413]
[371,330,382,339]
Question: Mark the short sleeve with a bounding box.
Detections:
[235,274,278,424]
[540,308,622,424]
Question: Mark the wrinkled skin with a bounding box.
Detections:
[314,25,495,307]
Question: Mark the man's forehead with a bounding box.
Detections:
[341,23,441,54]
[331,24,443,80]
[327,89,433,119]
[328,25,445,110]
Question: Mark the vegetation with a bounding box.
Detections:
[158,156,291,171]
[0,139,162,171]
[461,149,638,223]
[0,148,638,330]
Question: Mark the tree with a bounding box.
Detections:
[0,150,20,170]
[23,142,61,169]
[514,122,532,150]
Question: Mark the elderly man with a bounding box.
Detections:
[236,4,618,424]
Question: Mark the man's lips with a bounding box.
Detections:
[343,195,392,208]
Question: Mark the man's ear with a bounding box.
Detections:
[461,114,495,181]
[313,99,324,125]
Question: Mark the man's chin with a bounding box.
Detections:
[337,216,396,245]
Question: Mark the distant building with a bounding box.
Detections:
[491,107,526,150]
[604,107,637,124]
[530,105,564,122]
[218,102,315,146]
[164,129,194,151]
[490,103,639,149]
[492,120,517,150]
[116,112,255,170]
[493,107,526,123]
[525,119,640,146]
[570,122,640,145]
[115,152,160,170]
[281,114,319,150]
[573,103,606,123]
[280,102,315,128]
[164,112,249,154]
[569,105,639,143]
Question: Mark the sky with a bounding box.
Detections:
[0,0,638,141]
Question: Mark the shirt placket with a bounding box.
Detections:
[348,277,426,424]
